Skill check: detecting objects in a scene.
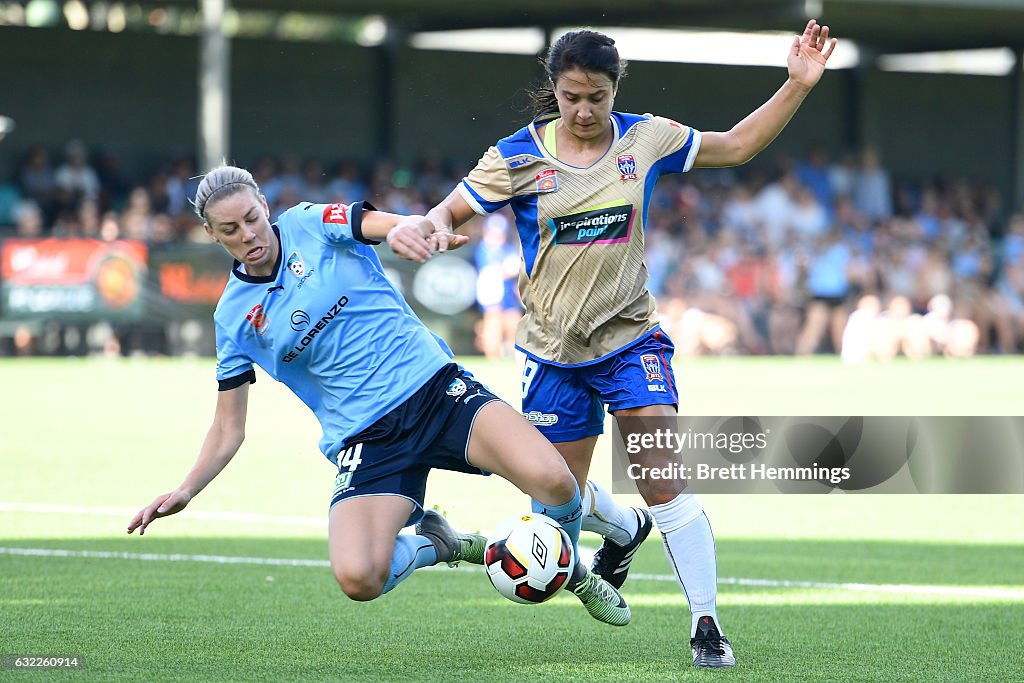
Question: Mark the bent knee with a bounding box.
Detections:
[332,564,388,602]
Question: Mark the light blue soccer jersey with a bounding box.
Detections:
[214,201,453,464]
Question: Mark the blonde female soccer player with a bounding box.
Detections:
[127,165,629,626]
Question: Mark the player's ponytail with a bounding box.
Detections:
[529,29,628,118]
[193,165,261,220]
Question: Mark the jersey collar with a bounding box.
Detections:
[230,224,283,284]
[528,112,620,171]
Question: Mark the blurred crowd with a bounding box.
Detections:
[1,140,1022,358]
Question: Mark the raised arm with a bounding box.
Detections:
[127,383,250,536]
[694,19,836,168]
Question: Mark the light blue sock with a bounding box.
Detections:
[380,535,437,595]
[531,482,582,558]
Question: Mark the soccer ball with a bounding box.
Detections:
[484,513,575,604]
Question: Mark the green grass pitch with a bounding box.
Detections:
[1,356,1023,681]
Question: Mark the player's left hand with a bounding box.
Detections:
[429,230,470,254]
[127,488,192,536]
[787,19,836,90]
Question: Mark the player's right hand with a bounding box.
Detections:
[127,489,192,536]
[387,220,436,263]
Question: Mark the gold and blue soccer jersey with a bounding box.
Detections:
[458,111,701,366]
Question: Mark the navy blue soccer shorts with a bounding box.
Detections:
[520,327,679,443]
[329,363,499,526]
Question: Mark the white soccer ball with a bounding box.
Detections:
[484,513,575,604]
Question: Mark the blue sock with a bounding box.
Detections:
[532,482,582,558]
[380,535,437,595]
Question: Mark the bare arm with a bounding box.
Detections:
[694,19,836,168]
[127,383,250,535]
[385,190,477,262]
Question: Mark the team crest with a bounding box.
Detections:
[286,252,305,278]
[640,353,663,381]
[322,203,349,224]
[617,154,637,181]
[246,304,269,336]
[535,169,559,193]
[446,378,467,397]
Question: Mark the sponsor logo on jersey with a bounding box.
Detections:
[446,378,467,397]
[523,410,559,427]
[507,154,541,169]
[549,204,634,246]
[322,203,348,224]
[648,383,667,392]
[282,295,349,363]
[535,169,558,193]
[245,304,269,336]
[640,353,664,381]
[616,154,638,181]
[290,309,310,332]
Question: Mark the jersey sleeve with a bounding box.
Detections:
[215,319,255,391]
[457,146,514,216]
[295,200,381,247]
[649,116,703,175]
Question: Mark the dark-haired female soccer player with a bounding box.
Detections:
[127,165,630,627]
[390,20,837,667]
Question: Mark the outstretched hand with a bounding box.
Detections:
[386,217,468,263]
[127,488,192,536]
[788,19,837,90]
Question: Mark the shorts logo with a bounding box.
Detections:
[245,304,269,336]
[322,203,349,224]
[290,309,310,332]
[523,410,559,427]
[446,378,467,397]
[641,353,664,381]
[549,204,634,246]
[616,154,637,181]
[535,169,558,193]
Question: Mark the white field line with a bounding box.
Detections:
[1,546,1023,601]
[0,502,328,529]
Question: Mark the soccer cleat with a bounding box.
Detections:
[415,509,486,566]
[591,507,654,589]
[566,563,631,627]
[691,616,736,668]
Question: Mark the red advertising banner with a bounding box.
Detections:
[0,239,148,318]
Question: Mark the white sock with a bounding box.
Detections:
[649,492,721,637]
[580,479,640,546]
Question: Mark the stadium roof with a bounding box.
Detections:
[157,0,1024,54]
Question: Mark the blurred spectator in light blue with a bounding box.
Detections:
[795,144,833,215]
[753,170,798,245]
[326,161,368,202]
[796,229,854,354]
[853,147,892,221]
[473,213,522,359]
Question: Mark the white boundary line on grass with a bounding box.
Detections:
[2,546,1023,601]
[0,502,328,528]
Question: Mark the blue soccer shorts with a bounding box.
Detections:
[520,327,679,443]
[329,363,499,526]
